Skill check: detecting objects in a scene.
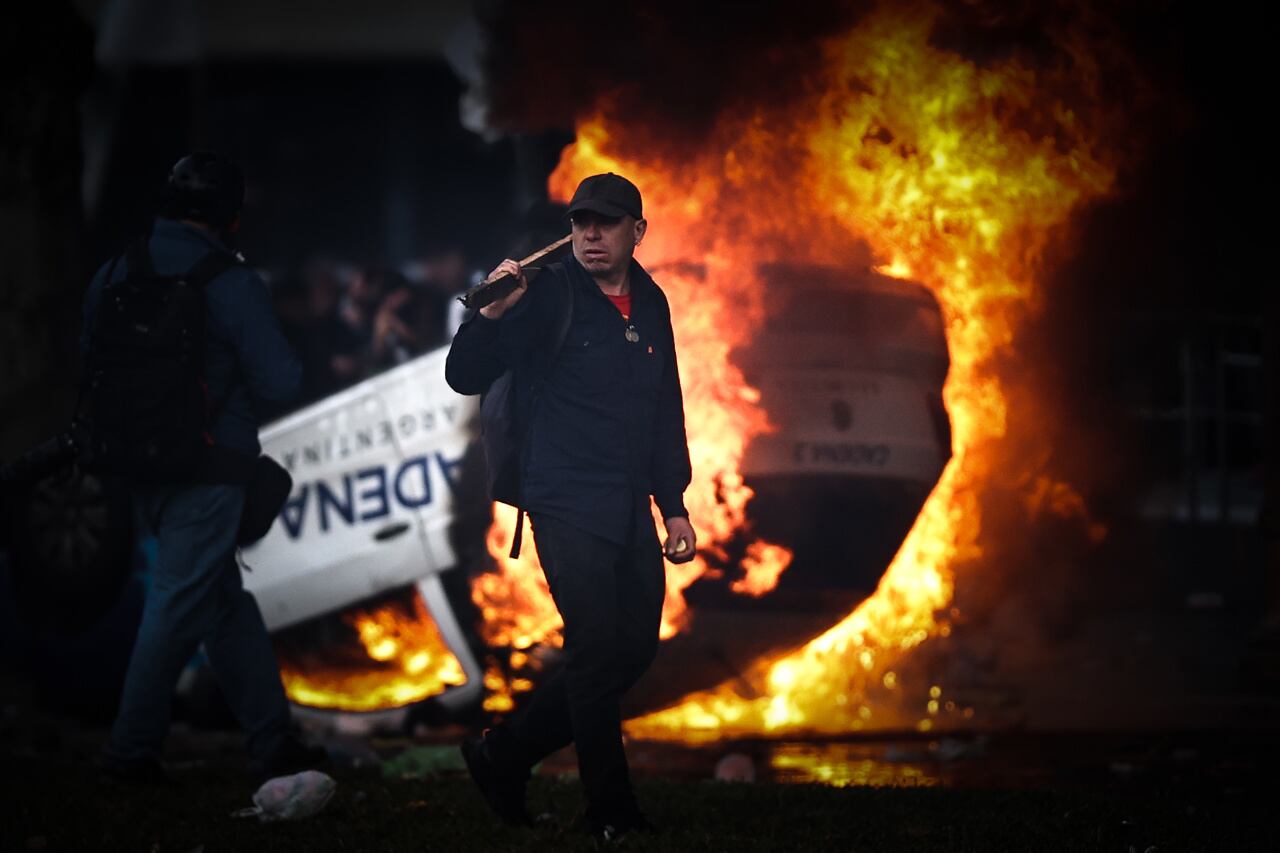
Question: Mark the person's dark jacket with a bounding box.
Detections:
[81,218,302,460]
[446,254,691,545]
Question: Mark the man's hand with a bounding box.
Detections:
[662,516,697,564]
[479,259,528,320]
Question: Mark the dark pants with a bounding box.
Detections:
[103,484,291,768]
[498,511,665,820]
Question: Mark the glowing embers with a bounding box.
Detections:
[276,587,466,712]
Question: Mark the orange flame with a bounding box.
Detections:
[525,2,1111,738]
[279,592,466,712]
[470,191,790,650]
[468,0,1123,733]
[273,4,1130,724]
[473,508,564,651]
[732,542,794,598]
[615,2,1118,737]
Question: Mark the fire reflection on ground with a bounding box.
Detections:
[769,743,938,787]
[533,731,1269,791]
[527,736,954,787]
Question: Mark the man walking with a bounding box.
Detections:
[447,172,696,840]
[84,153,325,782]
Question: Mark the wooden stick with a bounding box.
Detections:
[458,234,572,309]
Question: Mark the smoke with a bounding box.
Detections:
[472,0,868,135]
[471,0,1166,144]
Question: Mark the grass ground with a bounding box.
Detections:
[1,751,1266,852]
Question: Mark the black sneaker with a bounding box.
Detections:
[252,735,330,783]
[100,756,169,785]
[460,732,531,826]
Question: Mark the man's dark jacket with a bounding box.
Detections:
[81,218,302,461]
[445,254,691,545]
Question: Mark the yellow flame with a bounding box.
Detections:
[280,593,466,712]
[468,0,1119,732]
[731,542,793,598]
[473,508,564,651]
[611,2,1111,737]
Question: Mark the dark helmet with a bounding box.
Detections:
[160,152,245,227]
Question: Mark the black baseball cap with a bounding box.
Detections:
[566,172,643,220]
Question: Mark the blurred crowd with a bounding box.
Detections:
[268,244,477,412]
[259,202,571,418]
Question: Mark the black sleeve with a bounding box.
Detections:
[444,269,557,396]
[650,291,692,519]
[445,312,504,395]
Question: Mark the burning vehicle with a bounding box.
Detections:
[237,344,489,718]
[2,260,949,726]
[624,262,951,712]
[732,262,950,598]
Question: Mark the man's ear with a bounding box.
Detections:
[228,213,242,235]
[634,218,648,246]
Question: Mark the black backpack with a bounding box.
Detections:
[75,238,236,483]
[477,264,575,556]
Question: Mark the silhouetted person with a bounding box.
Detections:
[81,153,325,782]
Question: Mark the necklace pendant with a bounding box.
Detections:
[625,327,640,343]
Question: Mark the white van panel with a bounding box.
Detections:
[242,347,477,632]
[742,368,946,484]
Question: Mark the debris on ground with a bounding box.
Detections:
[232,770,337,822]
